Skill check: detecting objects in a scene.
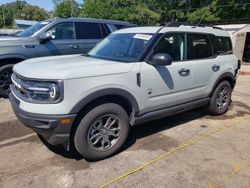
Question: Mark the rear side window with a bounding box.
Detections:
[216,37,233,55]
[75,22,102,39]
[114,24,127,30]
[187,34,213,60]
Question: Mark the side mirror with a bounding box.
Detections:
[39,32,52,44]
[149,53,173,66]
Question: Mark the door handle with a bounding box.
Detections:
[178,68,190,76]
[69,44,79,49]
[212,64,220,71]
[23,45,35,48]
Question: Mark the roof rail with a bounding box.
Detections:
[165,22,224,30]
[212,26,224,30]
[67,17,133,25]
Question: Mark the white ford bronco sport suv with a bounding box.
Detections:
[10,23,240,161]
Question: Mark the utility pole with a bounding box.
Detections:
[71,0,73,17]
[2,7,6,30]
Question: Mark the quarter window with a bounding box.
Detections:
[152,33,186,61]
[114,24,127,29]
[216,37,232,55]
[101,24,111,38]
[187,34,213,59]
[75,22,102,39]
[47,22,75,40]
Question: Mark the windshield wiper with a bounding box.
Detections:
[82,53,90,57]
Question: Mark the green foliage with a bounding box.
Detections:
[53,0,80,18]
[0,1,48,28]
[19,4,49,21]
[212,0,250,23]
[80,0,161,25]
[80,0,250,25]
[1,0,250,29]
[186,6,219,23]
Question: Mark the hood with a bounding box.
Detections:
[0,37,33,46]
[13,54,135,80]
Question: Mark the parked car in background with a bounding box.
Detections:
[0,32,14,37]
[10,23,240,161]
[0,18,135,97]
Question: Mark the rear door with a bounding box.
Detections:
[187,33,219,99]
[74,22,104,54]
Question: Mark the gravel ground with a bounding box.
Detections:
[0,75,250,188]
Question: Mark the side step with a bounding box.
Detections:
[133,98,210,125]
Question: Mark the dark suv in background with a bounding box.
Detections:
[0,18,134,97]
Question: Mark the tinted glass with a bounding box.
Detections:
[75,22,102,39]
[101,24,111,38]
[216,37,233,55]
[114,24,127,29]
[47,22,75,40]
[187,34,213,59]
[88,33,154,62]
[107,24,117,32]
[152,33,185,61]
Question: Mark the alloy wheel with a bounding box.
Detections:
[87,114,122,151]
[216,86,230,109]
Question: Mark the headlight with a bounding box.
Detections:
[26,81,62,103]
[11,73,63,104]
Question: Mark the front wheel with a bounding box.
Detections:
[74,103,130,161]
[0,64,13,98]
[208,81,232,115]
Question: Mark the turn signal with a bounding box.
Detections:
[60,118,72,125]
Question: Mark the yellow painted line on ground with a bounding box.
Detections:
[0,110,12,114]
[100,115,250,188]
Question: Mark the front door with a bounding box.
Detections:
[140,32,194,114]
[36,22,79,56]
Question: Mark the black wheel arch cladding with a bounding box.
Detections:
[69,88,140,116]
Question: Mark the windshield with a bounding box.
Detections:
[16,21,52,37]
[88,33,154,62]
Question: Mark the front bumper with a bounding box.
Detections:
[9,93,77,145]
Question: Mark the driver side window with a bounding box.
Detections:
[47,22,75,40]
[152,33,185,61]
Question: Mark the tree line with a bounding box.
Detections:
[1,0,250,28]
[0,1,48,28]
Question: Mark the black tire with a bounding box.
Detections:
[74,103,130,161]
[208,81,232,115]
[0,64,14,98]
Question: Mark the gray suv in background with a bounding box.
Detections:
[0,18,134,97]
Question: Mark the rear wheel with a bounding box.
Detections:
[0,64,13,98]
[208,81,232,115]
[74,103,130,161]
